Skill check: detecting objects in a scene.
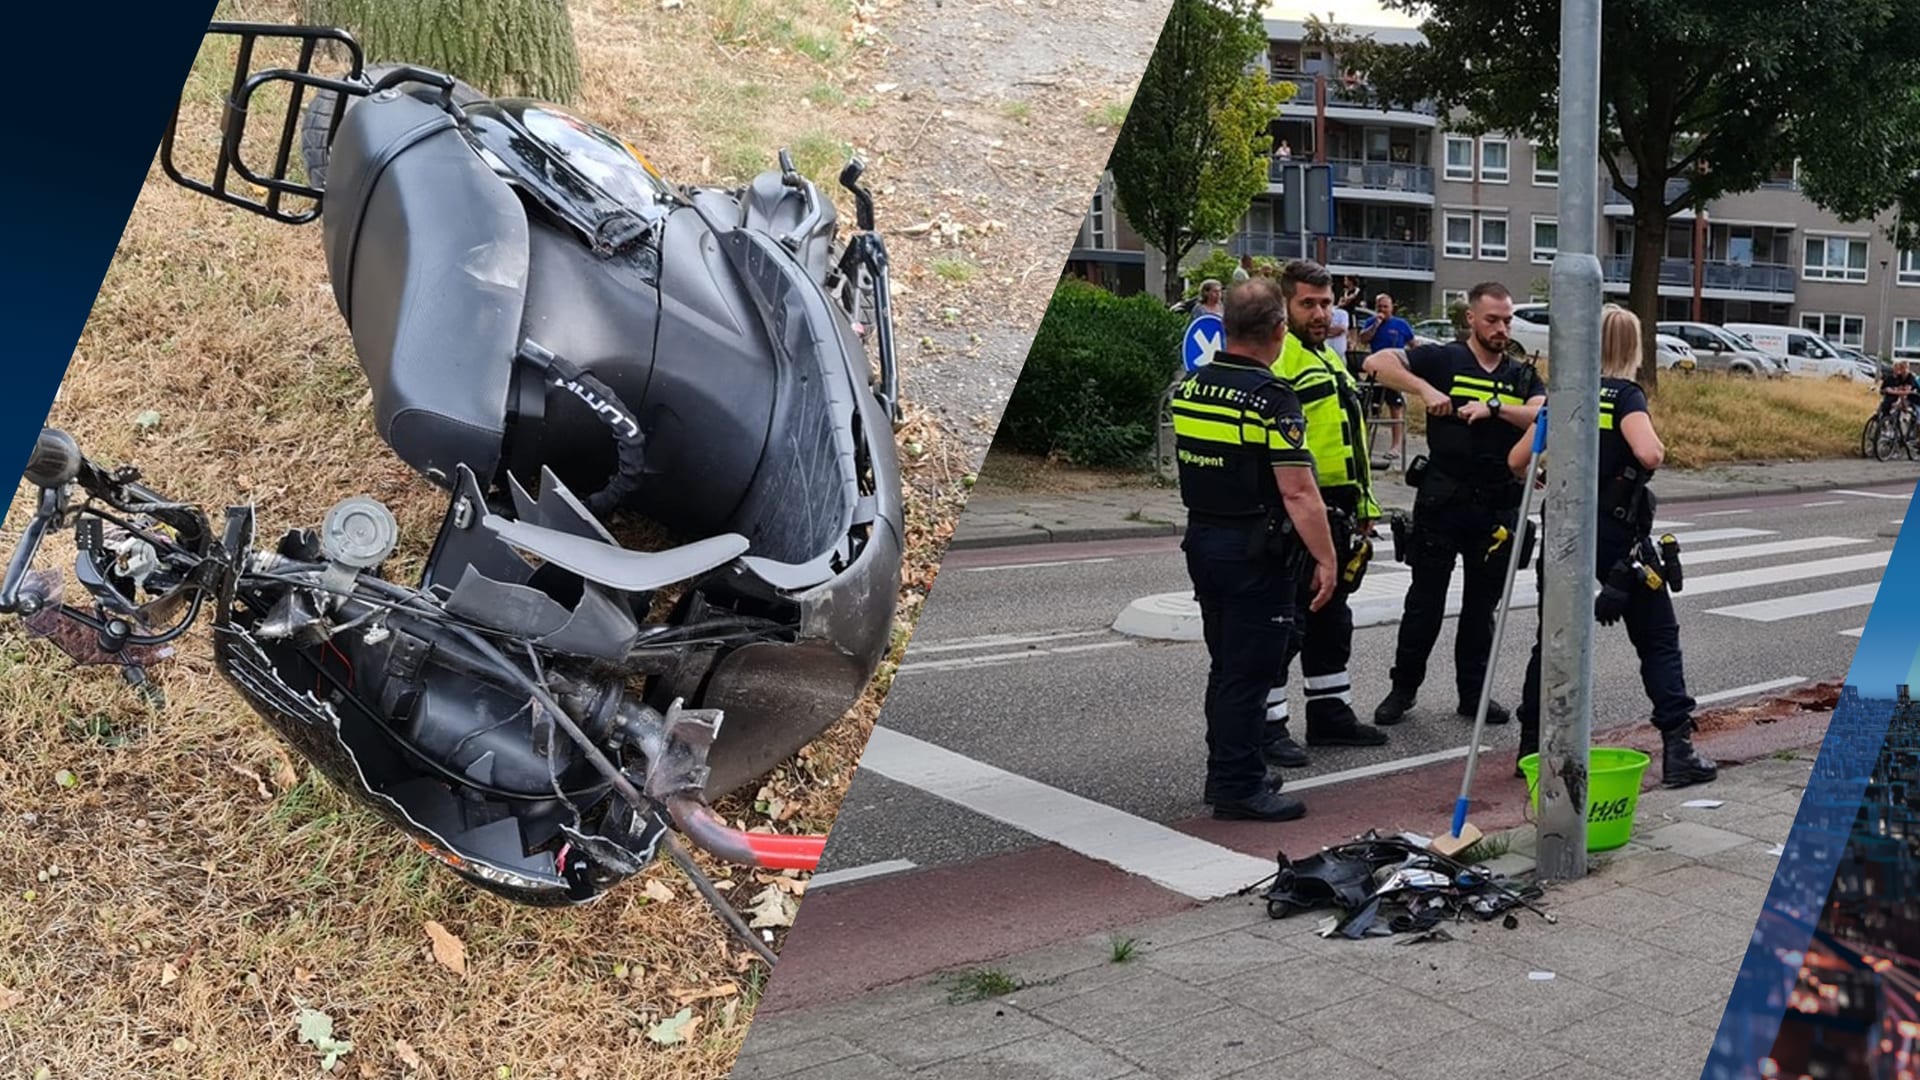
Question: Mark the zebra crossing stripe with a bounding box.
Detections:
[1707,583,1883,622]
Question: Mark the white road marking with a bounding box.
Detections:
[1287,744,1494,793]
[1696,677,1808,706]
[808,859,919,891]
[1800,500,1847,509]
[1678,537,1869,567]
[959,557,1117,573]
[1707,583,1884,622]
[1665,527,1777,545]
[910,629,1109,655]
[1682,551,1891,597]
[1841,627,1866,638]
[1834,489,1912,501]
[857,727,1272,899]
[1652,519,1693,530]
[1695,508,1755,518]
[896,640,1132,675]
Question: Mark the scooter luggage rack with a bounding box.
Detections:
[159,22,466,226]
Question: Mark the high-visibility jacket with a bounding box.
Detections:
[1271,332,1380,519]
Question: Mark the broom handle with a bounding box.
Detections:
[1452,408,1549,837]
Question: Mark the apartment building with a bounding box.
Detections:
[1070,19,1920,359]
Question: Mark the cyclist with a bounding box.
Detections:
[1880,359,1915,418]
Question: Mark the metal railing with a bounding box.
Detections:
[1270,74,1438,115]
[1230,233,1435,271]
[1599,254,1796,295]
[1301,157,1436,195]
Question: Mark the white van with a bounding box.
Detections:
[1721,323,1873,384]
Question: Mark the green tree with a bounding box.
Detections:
[1318,2,1920,390]
[305,0,583,102]
[1110,0,1292,302]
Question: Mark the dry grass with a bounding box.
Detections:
[1652,374,1876,469]
[0,0,1022,1077]
[975,449,1156,495]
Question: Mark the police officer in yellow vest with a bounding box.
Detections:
[1260,260,1391,767]
[1172,277,1341,821]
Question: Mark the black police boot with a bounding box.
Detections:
[1661,723,1719,789]
[1457,698,1511,726]
[1262,724,1310,768]
[1374,687,1418,726]
[1304,702,1389,747]
[1212,788,1308,822]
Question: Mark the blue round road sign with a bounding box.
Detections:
[1183,312,1224,372]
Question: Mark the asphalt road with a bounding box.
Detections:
[819,482,1911,882]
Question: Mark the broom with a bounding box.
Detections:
[1431,406,1549,858]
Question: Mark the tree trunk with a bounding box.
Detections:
[1162,235,1189,303]
[305,0,583,103]
[1628,206,1666,394]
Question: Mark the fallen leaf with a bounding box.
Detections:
[394,1039,423,1070]
[134,410,163,432]
[160,962,179,987]
[745,885,798,929]
[642,879,675,904]
[271,752,299,791]
[0,987,21,1011]
[227,762,272,800]
[295,1008,355,1071]
[54,770,77,789]
[423,921,467,975]
[646,1008,699,1046]
[671,981,740,1005]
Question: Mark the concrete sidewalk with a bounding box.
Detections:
[954,447,1920,550]
[732,753,1812,1079]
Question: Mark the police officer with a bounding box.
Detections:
[1260,260,1390,769]
[1507,305,1718,787]
[1173,277,1340,821]
[1362,281,1545,728]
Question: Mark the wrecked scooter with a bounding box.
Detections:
[0,21,904,953]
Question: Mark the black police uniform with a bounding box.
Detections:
[1379,342,1543,722]
[1172,352,1315,810]
[1514,378,1717,786]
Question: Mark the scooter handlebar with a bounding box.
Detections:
[23,428,82,490]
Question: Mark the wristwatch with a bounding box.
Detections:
[1488,398,1503,419]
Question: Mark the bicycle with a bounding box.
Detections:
[1864,399,1919,461]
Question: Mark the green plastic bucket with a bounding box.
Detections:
[1517,748,1652,852]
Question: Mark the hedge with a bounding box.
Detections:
[996,280,1188,466]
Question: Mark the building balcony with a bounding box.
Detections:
[1269,74,1438,121]
[1231,232,1433,276]
[1600,254,1797,297]
[1604,176,1695,210]
[1269,158,1433,201]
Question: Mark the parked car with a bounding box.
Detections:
[1722,322,1874,383]
[1510,302,1552,358]
[1832,345,1890,382]
[1657,321,1788,378]
[1655,333,1697,373]
[1411,318,1457,341]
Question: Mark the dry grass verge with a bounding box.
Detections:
[0,0,1147,1076]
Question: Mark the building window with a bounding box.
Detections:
[1531,217,1558,264]
[1443,289,1468,310]
[1479,214,1509,260]
[1444,213,1474,258]
[1444,136,1473,182]
[1088,190,1106,248]
[1805,234,1869,283]
[1801,312,1865,348]
[1532,143,1558,186]
[1895,318,1920,360]
[1900,250,1920,287]
[1479,139,1510,183]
